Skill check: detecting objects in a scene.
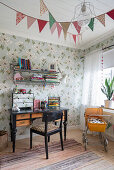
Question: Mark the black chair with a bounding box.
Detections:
[30,111,64,159]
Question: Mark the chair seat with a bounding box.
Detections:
[31,122,59,132]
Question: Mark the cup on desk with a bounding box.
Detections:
[34,99,40,110]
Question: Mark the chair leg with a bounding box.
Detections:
[30,129,32,149]
[60,130,64,151]
[45,135,48,159]
[48,136,50,142]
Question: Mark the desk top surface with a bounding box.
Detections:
[10,107,68,115]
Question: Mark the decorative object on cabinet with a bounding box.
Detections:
[48,97,60,109]
[12,93,34,111]
[11,63,60,85]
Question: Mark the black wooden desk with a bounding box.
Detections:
[9,108,68,152]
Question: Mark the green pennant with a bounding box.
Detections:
[49,12,56,29]
[88,18,94,31]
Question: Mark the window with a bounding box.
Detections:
[103,67,114,82]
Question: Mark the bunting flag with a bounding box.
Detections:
[73,21,81,34]
[60,22,71,40]
[56,22,62,38]
[16,12,26,25]
[51,22,56,34]
[40,0,48,16]
[72,34,76,44]
[107,9,114,20]
[37,19,48,32]
[49,12,56,29]
[96,14,105,26]
[27,16,36,29]
[88,18,94,31]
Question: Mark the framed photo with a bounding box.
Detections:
[49,63,56,71]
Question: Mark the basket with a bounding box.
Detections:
[88,120,107,132]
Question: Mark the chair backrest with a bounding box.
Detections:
[42,111,63,122]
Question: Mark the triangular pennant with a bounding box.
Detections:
[16,12,26,25]
[73,21,81,34]
[107,9,114,20]
[49,12,56,29]
[51,22,57,34]
[96,14,105,26]
[27,16,36,29]
[60,22,70,40]
[88,18,94,31]
[40,0,48,16]
[56,23,62,38]
[72,34,76,44]
[37,19,48,32]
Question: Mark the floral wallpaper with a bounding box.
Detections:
[83,35,114,55]
[0,32,84,138]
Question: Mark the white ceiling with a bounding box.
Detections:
[0,0,114,49]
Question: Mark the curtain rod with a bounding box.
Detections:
[102,44,114,50]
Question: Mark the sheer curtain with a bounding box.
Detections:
[80,50,103,129]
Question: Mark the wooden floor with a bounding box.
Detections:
[1,128,114,164]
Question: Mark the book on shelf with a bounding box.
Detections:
[18,58,31,70]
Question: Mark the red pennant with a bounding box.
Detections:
[27,16,36,29]
[107,9,114,20]
[37,19,48,32]
[16,12,26,25]
[73,21,81,34]
[72,34,76,44]
[56,23,62,38]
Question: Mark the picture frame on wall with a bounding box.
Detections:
[49,63,56,71]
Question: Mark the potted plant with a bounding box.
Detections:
[101,77,114,108]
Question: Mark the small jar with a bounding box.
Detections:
[41,101,45,109]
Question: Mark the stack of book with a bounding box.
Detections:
[48,97,60,108]
[45,73,59,83]
[31,73,44,81]
[18,58,31,70]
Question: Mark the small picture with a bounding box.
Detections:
[49,63,56,71]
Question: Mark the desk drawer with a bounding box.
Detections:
[13,94,33,99]
[16,120,30,127]
[32,113,42,118]
[16,114,30,120]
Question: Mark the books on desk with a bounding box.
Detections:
[48,97,60,109]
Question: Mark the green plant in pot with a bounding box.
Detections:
[101,77,114,108]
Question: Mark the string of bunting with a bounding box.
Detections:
[0,1,114,45]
